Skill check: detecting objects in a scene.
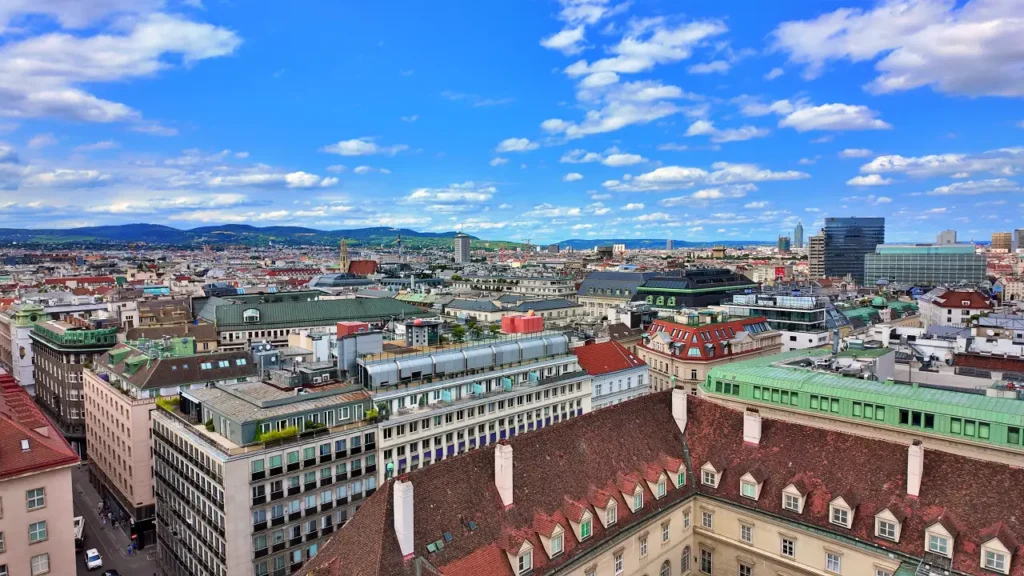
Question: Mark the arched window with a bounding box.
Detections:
[667,296,676,307]
[681,546,691,573]
[660,560,671,576]
[646,296,654,304]
[656,296,665,306]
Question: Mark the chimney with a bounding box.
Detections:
[672,387,688,434]
[743,408,761,445]
[907,440,924,498]
[495,442,514,508]
[394,479,415,558]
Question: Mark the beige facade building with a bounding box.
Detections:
[808,232,826,279]
[0,374,80,576]
[991,231,1012,253]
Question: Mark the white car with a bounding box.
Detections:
[85,548,103,570]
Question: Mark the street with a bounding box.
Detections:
[72,465,161,576]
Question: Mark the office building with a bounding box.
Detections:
[938,229,957,245]
[574,340,649,410]
[301,377,1024,576]
[0,375,80,576]
[666,239,673,250]
[546,244,559,254]
[84,338,259,548]
[1015,229,1024,252]
[808,232,826,279]
[635,269,757,311]
[638,315,782,393]
[864,243,986,286]
[992,232,1012,252]
[793,222,804,249]
[577,271,662,318]
[30,317,118,457]
[454,233,471,263]
[449,276,577,300]
[823,217,885,283]
[154,376,376,576]
[359,331,591,481]
[777,236,791,253]
[724,293,851,351]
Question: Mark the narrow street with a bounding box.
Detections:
[72,465,161,576]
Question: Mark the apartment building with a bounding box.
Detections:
[451,276,578,301]
[576,271,660,319]
[302,385,1024,576]
[722,292,851,351]
[0,374,79,576]
[83,338,258,548]
[638,316,782,393]
[152,379,377,576]
[358,332,591,481]
[574,340,649,409]
[917,287,993,328]
[30,317,118,457]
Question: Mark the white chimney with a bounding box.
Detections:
[743,409,761,445]
[907,440,924,498]
[495,442,514,508]
[672,388,688,434]
[394,479,415,558]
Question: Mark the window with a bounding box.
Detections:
[741,481,756,499]
[701,470,716,486]
[0,532,4,552]
[518,550,532,575]
[26,488,44,510]
[657,479,666,498]
[551,533,563,556]
[660,560,671,576]
[985,550,1007,572]
[581,519,592,539]
[928,534,949,556]
[826,552,841,573]
[30,554,49,575]
[740,524,752,544]
[0,565,5,576]
[830,506,849,527]
[700,549,713,574]
[739,565,752,576]
[640,535,648,557]
[783,493,801,512]
[683,510,691,529]
[633,491,643,511]
[606,503,617,526]
[614,552,624,575]
[701,511,713,529]
[875,570,893,576]
[676,470,685,487]
[662,522,670,543]
[28,521,47,543]
[681,546,691,572]
[781,537,795,557]
[876,519,897,541]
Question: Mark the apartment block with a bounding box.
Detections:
[0,374,79,576]
[83,338,258,548]
[574,340,649,409]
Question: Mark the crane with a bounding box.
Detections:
[520,239,531,262]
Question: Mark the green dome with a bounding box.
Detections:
[871,296,887,308]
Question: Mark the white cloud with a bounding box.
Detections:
[779,103,891,132]
[406,182,495,205]
[602,152,647,166]
[660,184,755,206]
[320,177,339,187]
[745,201,769,209]
[541,26,586,55]
[840,194,892,205]
[440,90,514,107]
[489,157,509,166]
[234,151,249,159]
[74,140,119,152]
[926,178,1022,196]
[28,133,57,149]
[495,137,539,153]
[571,223,594,230]
[688,60,730,75]
[605,162,809,192]
[860,147,1024,178]
[352,166,390,175]
[560,149,603,163]
[771,0,1024,97]
[524,203,582,217]
[587,202,611,215]
[565,19,728,78]
[85,193,251,214]
[321,137,408,156]
[764,67,784,80]
[684,119,770,143]
[658,143,688,151]
[23,169,110,187]
[326,165,347,173]
[498,203,512,209]
[635,212,674,222]
[839,148,873,158]
[798,157,819,165]
[622,203,644,211]
[400,114,418,123]
[541,119,573,134]
[846,174,893,187]
[564,172,584,182]
[207,171,335,189]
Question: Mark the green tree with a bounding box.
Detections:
[488,324,501,337]
[450,325,466,343]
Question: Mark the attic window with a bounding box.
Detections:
[783,492,802,513]
[518,549,532,575]
[632,489,643,512]
[984,548,1008,574]
[550,530,564,557]
[830,504,850,528]
[657,478,666,499]
[701,469,716,487]
[928,533,950,557]
[741,480,757,500]
[243,308,260,323]
[606,502,617,526]
[20,439,29,451]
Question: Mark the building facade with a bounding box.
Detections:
[0,375,80,576]
[30,318,118,457]
[938,229,957,245]
[574,340,649,410]
[777,235,791,252]
[917,287,994,328]
[633,269,757,312]
[992,231,1012,252]
[454,233,471,263]
[824,217,885,283]
[577,272,661,319]
[794,222,804,249]
[723,293,851,351]
[808,232,826,279]
[864,243,986,286]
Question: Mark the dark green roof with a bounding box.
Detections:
[211,298,430,329]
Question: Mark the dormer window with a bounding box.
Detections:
[518,549,533,575]
[242,308,260,323]
[984,549,1008,574]
[784,493,801,512]
[876,518,898,541]
[831,506,849,527]
[656,479,666,499]
[551,531,564,557]
[580,517,592,540]
[741,480,757,500]
[632,489,643,512]
[702,469,716,486]
[606,502,617,526]
[928,533,949,556]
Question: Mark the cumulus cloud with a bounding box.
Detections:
[321,138,408,156]
[840,194,892,205]
[406,182,496,204]
[564,172,584,182]
[771,0,1024,97]
[622,203,644,211]
[560,147,647,166]
[859,147,1024,178]
[839,148,873,158]
[604,162,809,192]
[524,203,582,217]
[684,119,770,143]
[660,184,756,206]
[489,157,509,166]
[744,201,769,209]
[353,166,391,175]
[541,25,587,55]
[207,171,336,189]
[764,67,784,80]
[778,103,891,132]
[925,178,1022,196]
[495,138,540,153]
[846,174,893,186]
[688,60,730,75]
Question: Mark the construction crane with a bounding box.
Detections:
[520,239,531,262]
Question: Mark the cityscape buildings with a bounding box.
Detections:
[937,229,958,245]
[864,243,987,286]
[823,217,886,283]
[574,340,649,409]
[776,235,791,252]
[808,232,826,279]
[992,232,1012,252]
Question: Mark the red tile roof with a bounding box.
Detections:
[348,260,379,276]
[643,316,775,361]
[922,288,993,310]
[44,276,115,285]
[0,374,78,480]
[573,340,645,376]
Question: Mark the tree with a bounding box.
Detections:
[450,324,466,343]
[489,324,501,337]
[469,324,483,339]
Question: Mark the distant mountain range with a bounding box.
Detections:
[553,238,774,250]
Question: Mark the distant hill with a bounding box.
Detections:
[0,223,499,249]
[554,238,775,250]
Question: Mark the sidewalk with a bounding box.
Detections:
[72,464,160,573]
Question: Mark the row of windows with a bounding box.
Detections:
[809,394,840,414]
[752,385,798,406]
[851,401,887,422]
[714,380,742,396]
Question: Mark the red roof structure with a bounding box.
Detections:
[348,260,379,276]
[643,316,774,361]
[44,275,116,286]
[573,340,645,376]
[920,288,993,311]
[0,374,78,480]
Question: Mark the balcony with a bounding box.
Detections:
[304,482,317,492]
[305,531,319,542]
[289,537,302,548]
[319,453,333,464]
[321,501,334,511]
[287,486,301,497]
[350,445,362,455]
[287,462,300,472]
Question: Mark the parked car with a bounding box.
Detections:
[101,571,121,576]
[84,548,103,570]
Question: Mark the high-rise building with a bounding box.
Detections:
[666,239,674,250]
[794,222,804,249]
[777,236,791,252]
[864,243,986,286]
[1014,229,1024,252]
[808,232,826,279]
[937,229,957,245]
[823,217,885,283]
[454,233,471,263]
[991,232,1012,252]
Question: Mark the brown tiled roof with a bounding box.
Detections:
[100,345,258,390]
[125,323,217,342]
[348,260,380,276]
[0,375,79,479]
[574,340,645,376]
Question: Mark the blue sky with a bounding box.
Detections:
[0,0,1021,244]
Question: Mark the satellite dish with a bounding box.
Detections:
[986,329,995,336]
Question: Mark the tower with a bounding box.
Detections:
[339,239,350,273]
[454,233,471,264]
[794,222,804,249]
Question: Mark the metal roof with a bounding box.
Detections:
[211,298,429,329]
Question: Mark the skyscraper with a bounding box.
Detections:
[937,230,957,245]
[666,239,673,250]
[1014,229,1024,252]
[823,217,885,284]
[454,232,471,263]
[777,236,792,252]
[991,232,1012,252]
[794,222,804,249]
[808,232,826,279]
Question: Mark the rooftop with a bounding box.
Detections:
[573,340,646,376]
[0,374,79,480]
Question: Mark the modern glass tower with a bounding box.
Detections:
[864,244,985,285]
[823,217,885,283]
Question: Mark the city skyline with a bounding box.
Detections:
[0,1,1021,244]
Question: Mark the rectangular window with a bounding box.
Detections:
[826,552,841,573]
[701,470,716,486]
[518,551,531,575]
[30,554,49,576]
[985,550,1006,572]
[633,492,643,511]
[740,524,752,544]
[701,511,713,529]
[662,523,670,542]
[928,534,949,556]
[740,481,756,499]
[581,519,592,539]
[551,533,563,556]
[781,537,795,557]
[683,511,690,529]
[700,549,713,574]
[606,504,617,526]
[831,506,849,527]
[877,519,897,541]
[26,488,44,510]
[657,480,666,498]
[28,521,47,543]
[614,553,624,575]
[784,493,801,512]
[639,535,648,557]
